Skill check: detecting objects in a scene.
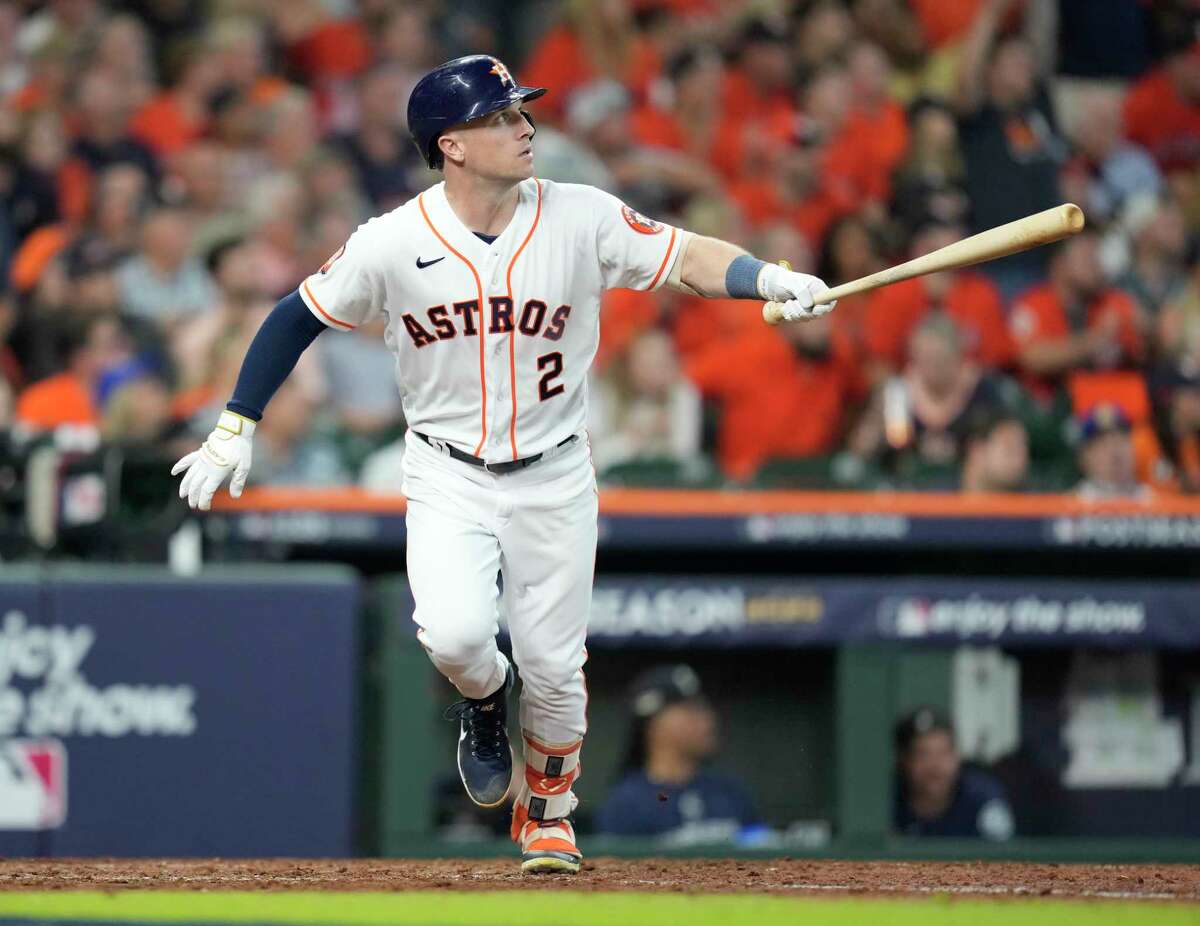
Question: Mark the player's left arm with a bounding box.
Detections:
[668,232,836,322]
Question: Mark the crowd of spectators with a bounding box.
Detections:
[2,0,1200,497]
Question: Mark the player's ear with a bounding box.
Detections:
[438,131,466,168]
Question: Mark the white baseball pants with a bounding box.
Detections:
[401,429,596,746]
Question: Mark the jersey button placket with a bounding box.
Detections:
[484,253,506,455]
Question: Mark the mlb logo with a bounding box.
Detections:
[0,739,67,829]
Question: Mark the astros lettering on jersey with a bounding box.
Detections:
[298,179,683,462]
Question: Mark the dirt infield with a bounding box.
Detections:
[0,859,1196,901]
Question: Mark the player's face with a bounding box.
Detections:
[444,102,535,182]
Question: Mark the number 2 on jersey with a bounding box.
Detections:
[537,352,564,401]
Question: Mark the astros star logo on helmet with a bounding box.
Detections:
[489,59,514,87]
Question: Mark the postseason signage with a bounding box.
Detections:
[0,568,359,857]
[584,576,1200,649]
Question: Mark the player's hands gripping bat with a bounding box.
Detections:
[171,410,255,511]
[756,260,837,322]
[763,203,1086,325]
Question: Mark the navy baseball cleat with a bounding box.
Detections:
[444,664,515,807]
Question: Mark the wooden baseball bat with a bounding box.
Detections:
[762,203,1086,325]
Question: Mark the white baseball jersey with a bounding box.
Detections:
[298,178,684,462]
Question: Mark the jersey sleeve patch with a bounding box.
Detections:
[621,204,664,235]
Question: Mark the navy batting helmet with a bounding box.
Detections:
[407,55,547,170]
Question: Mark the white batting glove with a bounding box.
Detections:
[171,410,256,511]
[758,261,837,322]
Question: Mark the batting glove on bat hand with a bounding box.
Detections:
[171,410,255,511]
[758,260,837,321]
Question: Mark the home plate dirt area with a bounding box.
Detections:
[0,859,1196,901]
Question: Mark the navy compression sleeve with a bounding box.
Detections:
[226,290,328,421]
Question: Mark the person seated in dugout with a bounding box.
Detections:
[595,665,759,841]
[893,706,1014,840]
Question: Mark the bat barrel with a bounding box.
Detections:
[763,203,1086,325]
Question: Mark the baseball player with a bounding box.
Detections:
[172,55,835,873]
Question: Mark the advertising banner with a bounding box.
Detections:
[0,567,360,857]
[582,576,1200,650]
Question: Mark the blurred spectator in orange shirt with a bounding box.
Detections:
[630,45,724,167]
[686,313,864,481]
[1074,403,1151,501]
[723,17,799,127]
[804,62,890,220]
[14,315,132,437]
[671,223,820,362]
[960,409,1030,492]
[845,40,909,196]
[130,39,223,159]
[864,221,1013,374]
[1123,38,1200,175]
[1009,232,1144,405]
[909,0,988,50]
[274,1,372,86]
[730,119,854,250]
[713,18,799,181]
[522,0,662,124]
[891,98,970,237]
[596,288,663,372]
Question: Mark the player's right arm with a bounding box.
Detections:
[172,223,384,510]
[580,184,833,322]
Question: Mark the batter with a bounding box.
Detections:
[172,55,835,873]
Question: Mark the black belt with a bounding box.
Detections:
[416,432,577,475]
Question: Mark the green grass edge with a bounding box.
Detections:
[0,891,1194,926]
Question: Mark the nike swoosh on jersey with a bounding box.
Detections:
[416,256,445,269]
